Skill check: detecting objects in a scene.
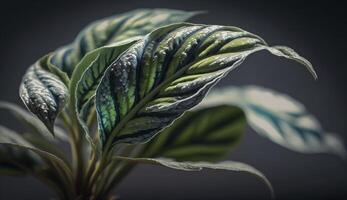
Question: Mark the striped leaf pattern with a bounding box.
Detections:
[198,86,346,158]
[73,39,140,143]
[142,105,246,162]
[19,55,69,134]
[95,23,316,149]
[52,9,199,76]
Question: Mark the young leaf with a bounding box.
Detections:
[72,38,141,144]
[95,23,316,149]
[142,105,246,162]
[19,55,69,135]
[198,86,346,158]
[52,9,200,76]
[114,156,274,199]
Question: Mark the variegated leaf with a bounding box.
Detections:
[114,156,274,199]
[142,105,246,162]
[95,23,316,150]
[52,9,200,76]
[72,38,141,144]
[198,86,346,158]
[19,55,69,135]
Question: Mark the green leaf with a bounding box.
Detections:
[114,156,274,199]
[95,23,316,150]
[142,105,246,162]
[0,125,74,198]
[198,86,346,158]
[19,55,69,135]
[72,38,141,145]
[0,101,68,142]
[52,9,200,76]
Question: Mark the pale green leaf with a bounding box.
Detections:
[198,86,346,158]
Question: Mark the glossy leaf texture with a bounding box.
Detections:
[95,23,316,149]
[72,38,141,145]
[142,105,246,162]
[114,156,274,199]
[52,9,200,76]
[19,55,69,135]
[198,86,346,158]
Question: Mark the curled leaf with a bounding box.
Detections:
[114,156,274,199]
[52,9,200,76]
[95,23,315,149]
[19,55,69,135]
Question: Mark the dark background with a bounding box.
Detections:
[0,0,346,199]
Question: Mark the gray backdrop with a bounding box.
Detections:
[0,0,346,199]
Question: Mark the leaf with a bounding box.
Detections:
[198,86,346,158]
[52,9,201,76]
[0,125,40,176]
[19,55,69,135]
[95,23,316,149]
[114,156,274,199]
[0,101,68,142]
[72,38,141,144]
[0,126,74,198]
[142,105,246,162]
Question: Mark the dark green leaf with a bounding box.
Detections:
[95,23,316,149]
[0,125,40,176]
[0,126,73,198]
[52,9,200,76]
[114,156,274,199]
[19,55,69,135]
[198,86,346,158]
[72,38,141,145]
[142,105,246,162]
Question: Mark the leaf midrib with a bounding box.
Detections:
[103,47,259,152]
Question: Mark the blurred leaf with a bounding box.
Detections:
[198,86,346,158]
[0,125,40,176]
[95,23,315,149]
[114,156,274,199]
[142,105,246,162]
[52,9,200,76]
[19,55,69,135]
[0,125,73,198]
[0,101,68,142]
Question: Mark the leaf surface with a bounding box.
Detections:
[114,156,274,199]
[95,23,315,149]
[19,55,69,135]
[143,105,246,162]
[52,9,200,76]
[198,86,346,158]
